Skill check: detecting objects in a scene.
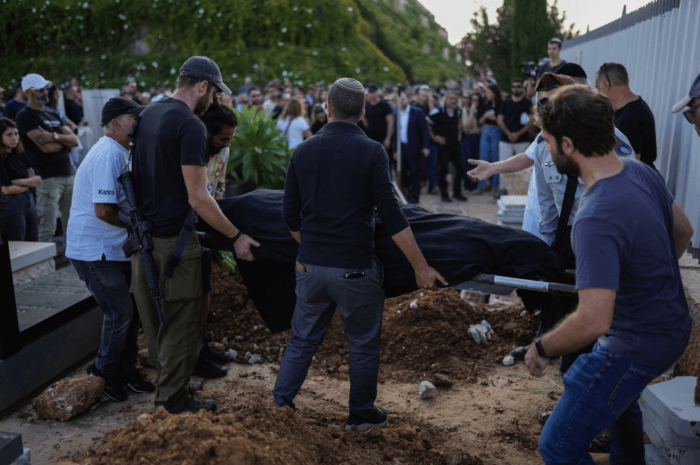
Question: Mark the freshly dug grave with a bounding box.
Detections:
[72,397,483,465]
[209,266,537,382]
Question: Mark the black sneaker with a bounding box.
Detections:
[345,406,388,431]
[440,196,452,203]
[510,345,531,361]
[87,362,128,402]
[453,194,468,201]
[538,411,551,426]
[201,341,235,364]
[177,396,217,414]
[120,369,156,394]
[192,354,228,379]
[187,381,204,396]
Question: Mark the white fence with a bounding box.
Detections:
[561,0,700,259]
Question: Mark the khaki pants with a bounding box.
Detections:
[36,175,74,242]
[131,231,203,412]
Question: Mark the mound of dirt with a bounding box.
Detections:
[209,266,537,382]
[75,397,483,465]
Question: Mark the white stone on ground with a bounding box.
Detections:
[418,381,436,399]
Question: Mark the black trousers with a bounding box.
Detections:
[401,144,423,201]
[436,143,464,197]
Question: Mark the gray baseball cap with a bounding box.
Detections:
[672,72,700,113]
[179,56,231,95]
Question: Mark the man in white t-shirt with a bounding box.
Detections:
[66,97,155,402]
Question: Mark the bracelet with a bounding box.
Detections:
[535,339,549,359]
[232,230,242,244]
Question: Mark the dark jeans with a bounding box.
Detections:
[70,258,140,375]
[437,142,465,198]
[462,133,481,191]
[401,145,423,201]
[2,191,38,242]
[274,259,385,414]
[425,144,437,190]
[540,343,666,464]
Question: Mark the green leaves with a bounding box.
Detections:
[227,107,292,190]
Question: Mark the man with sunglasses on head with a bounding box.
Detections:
[595,63,657,170]
[15,73,79,242]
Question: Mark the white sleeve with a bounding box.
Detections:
[92,150,121,204]
[298,117,309,132]
[525,134,541,160]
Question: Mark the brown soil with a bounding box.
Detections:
[73,397,482,465]
[208,267,537,383]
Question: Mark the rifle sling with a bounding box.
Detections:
[163,209,196,279]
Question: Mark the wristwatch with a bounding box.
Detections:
[535,339,549,359]
[53,133,59,140]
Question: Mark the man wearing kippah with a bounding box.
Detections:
[274,78,447,431]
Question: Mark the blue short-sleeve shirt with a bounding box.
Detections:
[573,157,691,369]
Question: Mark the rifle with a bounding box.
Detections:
[117,117,168,335]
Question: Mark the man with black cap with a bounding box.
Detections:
[5,78,27,121]
[66,97,155,402]
[130,56,258,414]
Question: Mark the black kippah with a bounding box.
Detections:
[334,78,365,94]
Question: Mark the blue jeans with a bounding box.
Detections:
[70,258,140,375]
[2,191,38,242]
[274,259,385,414]
[478,126,502,189]
[540,343,666,465]
[462,133,481,191]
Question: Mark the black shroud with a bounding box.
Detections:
[197,190,562,333]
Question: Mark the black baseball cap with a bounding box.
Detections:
[179,56,232,95]
[101,97,145,127]
[367,84,379,93]
[557,63,587,80]
[672,72,700,113]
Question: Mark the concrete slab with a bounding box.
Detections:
[646,443,671,465]
[643,402,700,464]
[0,432,22,465]
[641,377,700,441]
[642,400,700,447]
[9,242,56,272]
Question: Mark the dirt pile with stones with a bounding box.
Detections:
[209,266,536,383]
[67,397,483,465]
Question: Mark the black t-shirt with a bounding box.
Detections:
[15,106,74,179]
[499,96,532,143]
[132,98,208,238]
[537,59,567,80]
[64,98,84,124]
[477,102,500,128]
[614,97,657,169]
[427,105,462,145]
[310,120,326,135]
[5,100,26,121]
[0,152,36,187]
[364,99,393,143]
[271,105,283,120]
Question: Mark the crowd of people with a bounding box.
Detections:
[2,32,700,463]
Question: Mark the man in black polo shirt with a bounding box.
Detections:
[595,62,657,170]
[427,90,467,203]
[275,78,446,431]
[16,73,79,242]
[131,56,258,414]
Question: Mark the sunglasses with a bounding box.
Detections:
[537,97,550,112]
[683,102,700,125]
[599,63,611,85]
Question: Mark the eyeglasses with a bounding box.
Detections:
[599,63,611,85]
[537,97,550,112]
[683,102,700,125]
[322,102,333,115]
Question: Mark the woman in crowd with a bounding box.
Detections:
[318,88,329,106]
[462,92,483,193]
[476,83,503,193]
[276,98,311,150]
[310,104,327,135]
[0,118,42,241]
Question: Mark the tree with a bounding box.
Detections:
[457,0,579,87]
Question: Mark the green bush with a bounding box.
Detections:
[1,0,462,90]
[227,107,291,190]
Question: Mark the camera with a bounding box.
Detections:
[520,61,538,77]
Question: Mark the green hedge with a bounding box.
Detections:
[2,0,462,90]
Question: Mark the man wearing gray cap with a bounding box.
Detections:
[130,56,257,414]
[275,77,446,431]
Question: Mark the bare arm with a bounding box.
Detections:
[182,165,260,261]
[1,185,28,195]
[391,226,448,289]
[12,175,42,188]
[303,128,312,140]
[384,113,394,148]
[496,114,511,139]
[672,200,694,259]
[58,126,79,149]
[467,152,534,181]
[290,230,301,244]
[513,119,535,140]
[95,203,126,227]
[26,128,64,154]
[525,288,616,377]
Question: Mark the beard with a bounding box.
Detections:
[194,89,214,116]
[553,144,581,177]
[512,90,523,97]
[32,95,49,105]
[208,135,222,156]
